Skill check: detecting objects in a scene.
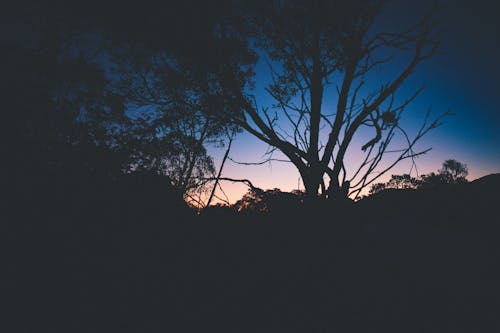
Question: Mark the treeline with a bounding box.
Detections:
[367,159,469,195]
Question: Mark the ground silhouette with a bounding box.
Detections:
[4,172,499,332]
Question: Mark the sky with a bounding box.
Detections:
[208,0,500,204]
[5,0,497,205]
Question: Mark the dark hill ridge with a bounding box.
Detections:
[469,172,500,191]
[356,173,500,227]
[5,174,500,332]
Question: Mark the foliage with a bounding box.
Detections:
[96,1,257,204]
[439,159,468,184]
[368,174,420,195]
[2,36,124,181]
[5,1,258,206]
[233,188,305,213]
[369,159,469,194]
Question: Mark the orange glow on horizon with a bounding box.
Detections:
[206,134,499,206]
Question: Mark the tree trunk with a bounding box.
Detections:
[301,168,323,199]
[327,179,350,201]
[307,30,323,197]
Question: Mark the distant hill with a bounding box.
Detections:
[6,173,499,332]
[469,173,500,193]
[356,173,500,227]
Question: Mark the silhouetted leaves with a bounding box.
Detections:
[369,159,469,195]
[233,188,306,213]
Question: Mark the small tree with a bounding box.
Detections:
[439,159,468,184]
[369,173,419,195]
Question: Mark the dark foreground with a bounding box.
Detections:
[4,174,500,332]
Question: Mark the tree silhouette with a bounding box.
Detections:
[369,173,420,195]
[418,159,469,188]
[3,33,121,183]
[4,1,257,207]
[231,0,448,200]
[233,187,304,213]
[369,159,469,194]
[97,2,256,206]
[439,159,468,184]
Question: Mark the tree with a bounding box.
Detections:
[231,0,448,200]
[369,159,469,194]
[103,25,255,206]
[369,173,419,195]
[439,159,468,184]
[9,0,257,207]
[233,188,303,213]
[2,28,121,180]
[4,1,258,210]
[418,159,469,188]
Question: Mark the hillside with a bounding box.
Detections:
[4,174,499,332]
[355,173,500,228]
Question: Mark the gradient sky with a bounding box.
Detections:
[208,0,500,204]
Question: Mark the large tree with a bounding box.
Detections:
[97,0,256,206]
[233,0,448,200]
[4,0,257,207]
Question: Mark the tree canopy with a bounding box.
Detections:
[369,159,469,195]
[226,0,448,200]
